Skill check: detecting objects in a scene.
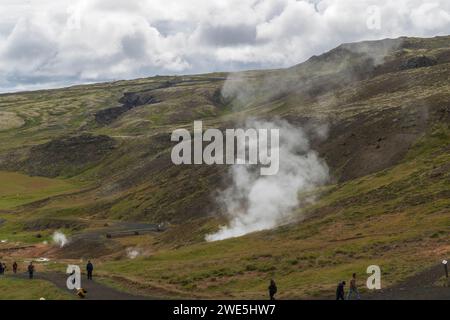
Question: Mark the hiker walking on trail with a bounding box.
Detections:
[347,273,360,300]
[268,279,277,300]
[0,262,4,275]
[28,262,35,279]
[86,260,94,280]
[336,281,346,300]
[12,262,17,274]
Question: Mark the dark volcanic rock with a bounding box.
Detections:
[95,91,160,125]
[20,134,117,177]
[118,92,159,107]
[95,106,127,125]
[401,56,437,70]
[23,218,87,231]
[57,238,122,259]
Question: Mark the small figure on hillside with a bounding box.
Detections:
[347,273,360,300]
[336,281,346,300]
[268,279,277,300]
[28,262,35,279]
[0,262,4,275]
[86,260,94,280]
[12,261,18,274]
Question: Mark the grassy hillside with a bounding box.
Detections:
[0,36,449,299]
[0,277,73,300]
[0,171,79,210]
[98,125,450,299]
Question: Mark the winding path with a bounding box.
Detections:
[11,272,151,300]
[367,262,450,300]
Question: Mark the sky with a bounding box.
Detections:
[0,0,449,93]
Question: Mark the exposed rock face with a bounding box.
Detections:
[0,134,117,178]
[95,91,161,125]
[22,218,87,231]
[401,56,437,70]
[95,106,128,125]
[28,134,117,177]
[55,238,122,259]
[211,88,230,107]
[118,92,159,107]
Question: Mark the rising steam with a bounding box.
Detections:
[206,119,329,242]
[52,231,69,248]
[205,39,402,241]
[126,247,140,259]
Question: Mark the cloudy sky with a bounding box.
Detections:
[0,0,449,92]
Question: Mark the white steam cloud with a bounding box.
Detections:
[126,247,141,259]
[206,119,329,241]
[52,231,69,248]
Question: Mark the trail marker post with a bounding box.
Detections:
[443,260,448,287]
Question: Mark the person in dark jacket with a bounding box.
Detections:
[12,261,18,274]
[0,262,4,275]
[268,279,277,300]
[336,281,346,300]
[28,262,35,279]
[86,260,94,280]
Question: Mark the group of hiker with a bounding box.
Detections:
[336,273,361,300]
[2,258,361,300]
[0,260,94,281]
[268,273,362,300]
[0,261,20,275]
[0,261,35,278]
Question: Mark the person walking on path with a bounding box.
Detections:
[86,260,94,280]
[336,281,346,300]
[347,273,361,300]
[268,279,277,300]
[13,261,18,274]
[28,262,35,279]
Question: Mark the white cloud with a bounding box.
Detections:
[0,0,449,92]
[411,2,450,30]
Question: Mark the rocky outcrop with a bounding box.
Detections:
[22,218,87,231]
[401,56,437,70]
[0,134,117,178]
[95,92,160,125]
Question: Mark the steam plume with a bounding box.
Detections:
[126,247,140,259]
[206,119,329,241]
[52,231,69,248]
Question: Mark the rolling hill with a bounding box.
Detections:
[0,35,449,299]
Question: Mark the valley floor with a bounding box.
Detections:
[1,261,448,300]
